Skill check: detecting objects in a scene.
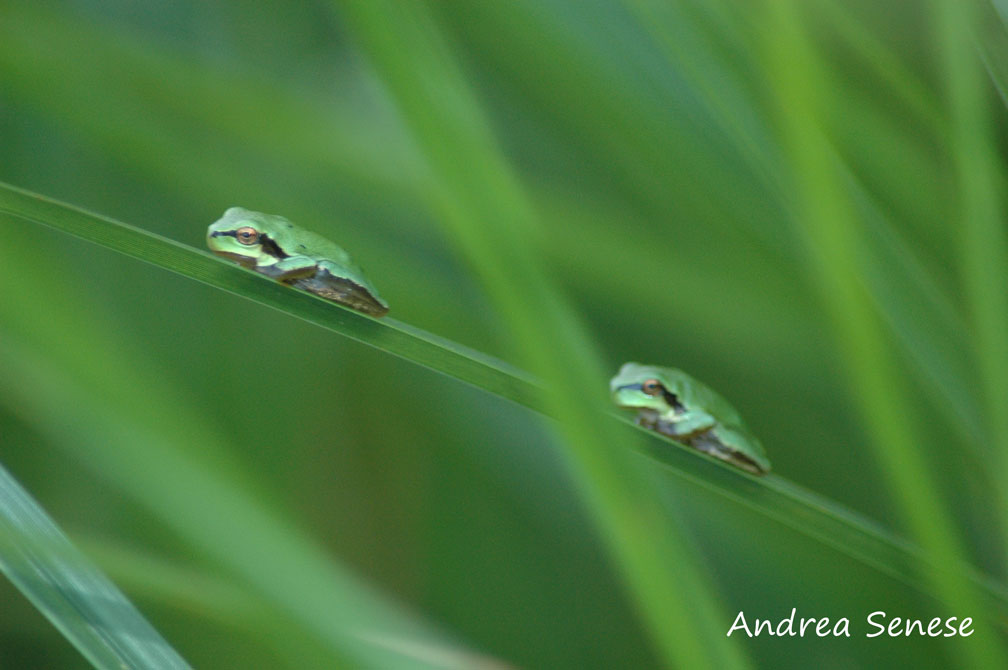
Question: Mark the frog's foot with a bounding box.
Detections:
[291,270,389,317]
[687,431,766,475]
[634,409,661,431]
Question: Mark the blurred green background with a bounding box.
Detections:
[2,0,1008,667]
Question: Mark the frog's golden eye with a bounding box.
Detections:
[235,226,260,245]
[641,379,664,396]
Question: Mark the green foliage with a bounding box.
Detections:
[2,0,1008,667]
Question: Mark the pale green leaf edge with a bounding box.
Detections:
[0,461,191,669]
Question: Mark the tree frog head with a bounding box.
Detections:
[207,207,289,268]
[610,362,681,414]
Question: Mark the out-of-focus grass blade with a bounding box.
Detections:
[761,2,1008,668]
[0,4,424,203]
[4,180,1008,630]
[816,0,944,135]
[333,2,751,668]
[74,536,346,670]
[852,183,987,449]
[0,462,191,669]
[936,0,1008,565]
[979,1,1008,106]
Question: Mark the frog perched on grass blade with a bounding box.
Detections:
[207,207,388,317]
[611,362,770,475]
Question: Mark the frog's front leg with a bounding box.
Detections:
[635,410,660,431]
[664,409,717,437]
[258,256,318,281]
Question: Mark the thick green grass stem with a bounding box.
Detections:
[333,1,750,668]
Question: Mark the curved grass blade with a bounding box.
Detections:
[0,462,191,669]
[0,181,539,411]
[631,422,1008,625]
[3,180,1008,632]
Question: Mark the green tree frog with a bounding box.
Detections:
[207,208,389,316]
[610,362,771,474]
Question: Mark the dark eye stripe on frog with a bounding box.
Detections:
[664,390,685,412]
[618,382,685,411]
[210,229,289,259]
[257,234,289,259]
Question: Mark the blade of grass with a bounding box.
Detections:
[979,1,1008,107]
[77,534,503,670]
[761,2,1008,668]
[334,2,749,667]
[75,536,274,629]
[0,3,424,205]
[0,461,191,669]
[4,180,1008,630]
[815,0,945,136]
[436,0,789,250]
[946,0,1008,567]
[0,181,538,410]
[75,535,348,669]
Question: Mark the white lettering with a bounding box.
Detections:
[834,618,851,637]
[865,611,886,637]
[865,612,973,637]
[727,612,751,637]
[960,617,974,637]
[776,608,796,636]
[887,617,904,636]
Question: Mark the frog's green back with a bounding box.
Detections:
[261,213,383,298]
[664,368,770,470]
[264,216,354,266]
[655,367,745,428]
